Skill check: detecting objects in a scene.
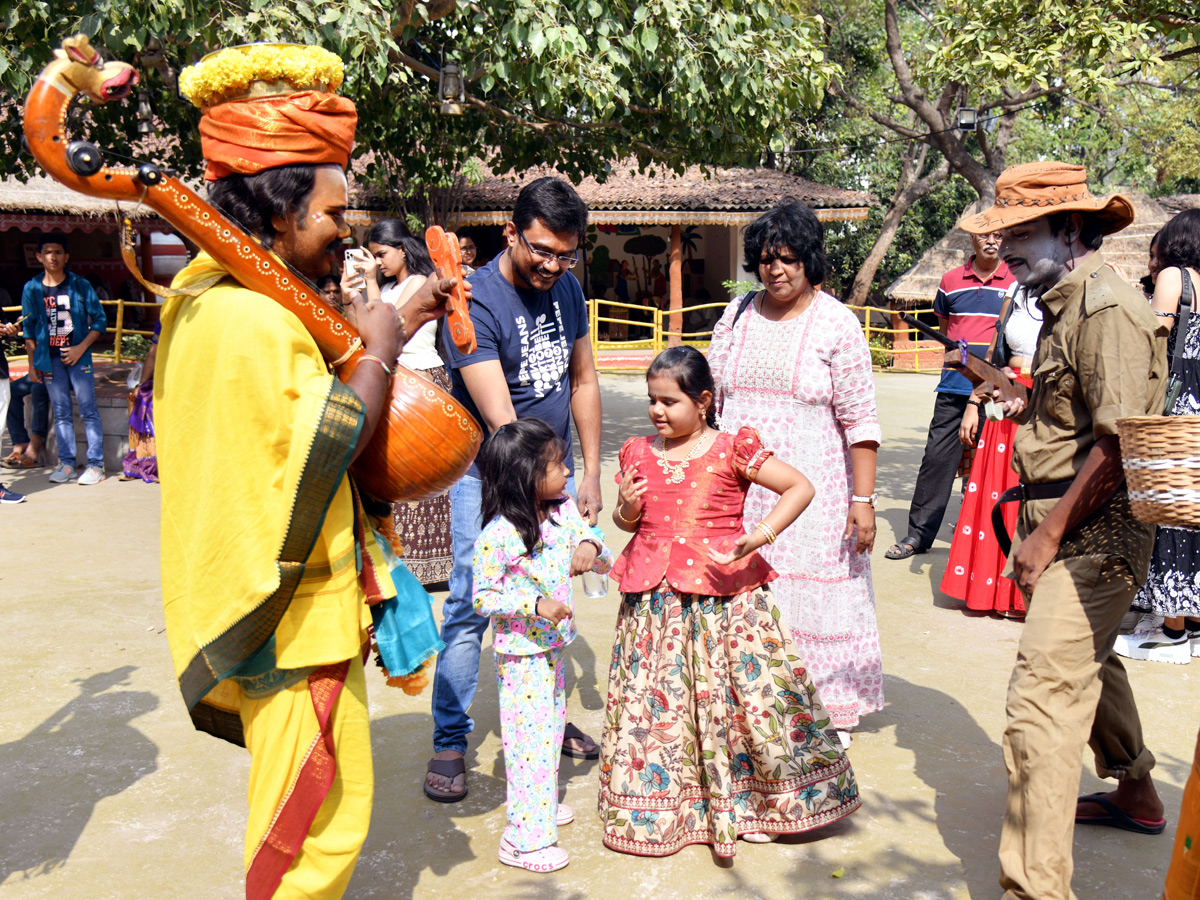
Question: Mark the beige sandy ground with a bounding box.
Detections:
[0,370,1195,900]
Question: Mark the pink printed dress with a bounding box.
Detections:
[599,427,860,858]
[708,291,884,729]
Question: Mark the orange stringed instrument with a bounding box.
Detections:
[425,226,476,354]
[22,36,479,501]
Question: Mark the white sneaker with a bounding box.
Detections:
[48,463,75,484]
[77,465,106,485]
[1189,625,1200,659]
[1124,611,1163,636]
[1114,625,1191,664]
[1121,608,1156,635]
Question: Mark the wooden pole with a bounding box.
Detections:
[668,223,682,347]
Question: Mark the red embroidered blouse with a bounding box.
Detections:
[612,426,778,596]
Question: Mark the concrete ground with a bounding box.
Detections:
[1,371,1194,900]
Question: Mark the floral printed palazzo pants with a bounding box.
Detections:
[599,582,861,857]
[496,647,566,851]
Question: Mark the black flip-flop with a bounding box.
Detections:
[561,722,599,759]
[423,757,467,803]
[884,539,921,560]
[1076,791,1166,835]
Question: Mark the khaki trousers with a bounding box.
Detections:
[998,554,1155,900]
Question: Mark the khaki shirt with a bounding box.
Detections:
[1010,250,1166,580]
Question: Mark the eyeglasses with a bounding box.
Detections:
[517,230,579,268]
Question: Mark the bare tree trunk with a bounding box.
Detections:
[846,147,950,307]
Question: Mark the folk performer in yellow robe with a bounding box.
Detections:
[156,44,458,899]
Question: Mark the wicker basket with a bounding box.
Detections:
[1116,415,1200,527]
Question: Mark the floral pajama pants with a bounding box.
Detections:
[495,647,566,851]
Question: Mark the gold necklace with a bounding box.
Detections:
[656,426,708,484]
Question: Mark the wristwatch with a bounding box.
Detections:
[851,493,878,507]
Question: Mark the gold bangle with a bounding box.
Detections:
[615,503,641,525]
[397,313,408,346]
[359,354,394,378]
[754,521,778,544]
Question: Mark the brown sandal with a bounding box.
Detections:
[423,756,467,803]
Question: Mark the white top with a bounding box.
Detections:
[382,275,444,371]
[1001,283,1043,362]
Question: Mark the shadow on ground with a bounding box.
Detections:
[0,666,158,883]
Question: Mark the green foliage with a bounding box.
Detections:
[721,279,760,299]
[0,0,839,195]
[823,175,976,302]
[119,332,152,361]
[868,335,892,368]
[928,1,1198,97]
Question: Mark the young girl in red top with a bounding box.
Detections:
[599,347,861,857]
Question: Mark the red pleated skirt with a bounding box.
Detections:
[939,415,1025,614]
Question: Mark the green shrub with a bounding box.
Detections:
[869,335,893,368]
[120,333,153,361]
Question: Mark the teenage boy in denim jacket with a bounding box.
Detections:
[21,233,107,484]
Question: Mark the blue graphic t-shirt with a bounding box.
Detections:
[443,255,589,478]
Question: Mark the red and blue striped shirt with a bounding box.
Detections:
[933,257,1014,395]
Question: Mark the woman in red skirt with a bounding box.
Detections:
[939,284,1039,616]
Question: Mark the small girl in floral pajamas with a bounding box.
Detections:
[473,418,612,873]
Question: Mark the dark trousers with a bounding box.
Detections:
[904,391,970,550]
[6,375,50,445]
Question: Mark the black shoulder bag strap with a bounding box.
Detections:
[731,289,759,328]
[991,291,1018,367]
[1164,268,1194,413]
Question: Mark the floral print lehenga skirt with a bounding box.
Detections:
[599,581,861,857]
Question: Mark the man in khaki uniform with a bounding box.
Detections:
[962,162,1168,900]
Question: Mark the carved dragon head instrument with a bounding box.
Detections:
[23,36,480,501]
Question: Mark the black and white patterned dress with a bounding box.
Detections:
[1134,268,1200,618]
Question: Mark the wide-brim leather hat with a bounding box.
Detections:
[961,162,1134,236]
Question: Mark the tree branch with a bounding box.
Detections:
[902,0,945,41]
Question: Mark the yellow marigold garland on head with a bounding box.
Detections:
[179,43,345,109]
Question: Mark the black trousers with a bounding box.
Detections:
[904,391,971,551]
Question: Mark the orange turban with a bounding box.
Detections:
[199,90,357,181]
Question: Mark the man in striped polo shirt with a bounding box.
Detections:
[886,231,1013,559]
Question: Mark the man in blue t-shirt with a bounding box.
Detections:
[428,177,603,802]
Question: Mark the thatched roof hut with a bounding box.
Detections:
[0,175,164,233]
[885,191,1172,308]
[1161,194,1200,216]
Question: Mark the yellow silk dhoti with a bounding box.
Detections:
[241,658,372,900]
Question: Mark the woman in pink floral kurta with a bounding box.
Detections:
[708,202,883,729]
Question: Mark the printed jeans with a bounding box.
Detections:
[432,473,574,755]
[44,355,104,469]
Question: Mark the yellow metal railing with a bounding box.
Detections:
[2,298,160,366]
[845,304,941,373]
[589,298,944,373]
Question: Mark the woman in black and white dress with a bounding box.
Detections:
[1117,210,1200,664]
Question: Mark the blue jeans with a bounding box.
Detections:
[432,472,575,754]
[44,355,103,469]
[6,375,50,446]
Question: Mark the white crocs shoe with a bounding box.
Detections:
[499,837,569,873]
[557,802,574,826]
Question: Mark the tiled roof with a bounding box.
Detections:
[459,162,874,212]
